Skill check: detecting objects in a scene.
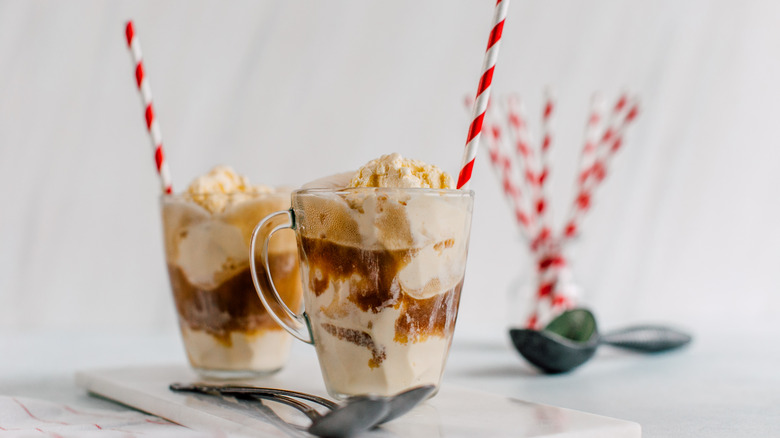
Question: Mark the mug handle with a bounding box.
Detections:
[250,210,313,344]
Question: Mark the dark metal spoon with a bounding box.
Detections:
[306,394,389,438]
[170,383,434,437]
[374,385,435,425]
[509,308,692,374]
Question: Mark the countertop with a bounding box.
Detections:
[1,328,777,437]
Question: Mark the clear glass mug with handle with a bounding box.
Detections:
[250,187,474,399]
[160,190,303,379]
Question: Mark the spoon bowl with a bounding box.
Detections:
[509,328,598,374]
[308,385,435,436]
[377,385,435,424]
[510,308,599,374]
[307,394,390,437]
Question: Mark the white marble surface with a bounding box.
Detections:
[1,329,778,437]
[76,365,639,437]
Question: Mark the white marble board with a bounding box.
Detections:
[75,363,640,438]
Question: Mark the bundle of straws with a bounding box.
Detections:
[474,91,640,329]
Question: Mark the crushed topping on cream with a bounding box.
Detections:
[185,165,273,214]
[349,153,453,189]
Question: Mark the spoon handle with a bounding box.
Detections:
[170,383,339,410]
[600,325,692,352]
[243,393,322,422]
[170,383,322,423]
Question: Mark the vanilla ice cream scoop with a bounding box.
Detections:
[165,165,287,289]
[186,165,273,214]
[349,153,453,189]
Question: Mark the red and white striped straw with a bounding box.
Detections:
[463,94,533,236]
[506,95,536,199]
[457,0,510,190]
[581,95,636,193]
[578,93,606,183]
[485,113,533,238]
[533,88,555,249]
[527,250,573,329]
[561,93,605,238]
[125,21,173,195]
[562,95,639,240]
[505,95,542,239]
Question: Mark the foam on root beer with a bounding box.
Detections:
[161,165,301,372]
[300,153,472,396]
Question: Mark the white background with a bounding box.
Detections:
[1,0,779,341]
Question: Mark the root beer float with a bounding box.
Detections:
[254,153,473,397]
[161,166,302,378]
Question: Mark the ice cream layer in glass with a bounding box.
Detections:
[161,166,302,378]
[296,154,473,397]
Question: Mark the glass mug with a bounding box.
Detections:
[160,191,303,379]
[250,187,474,398]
